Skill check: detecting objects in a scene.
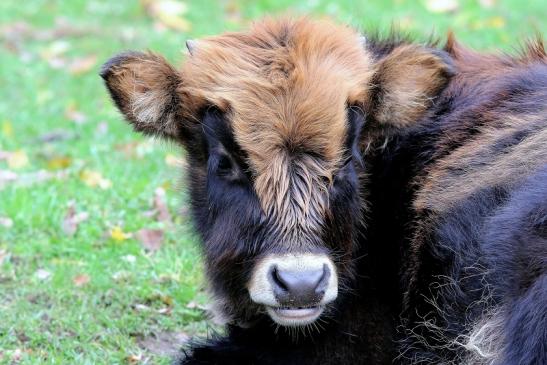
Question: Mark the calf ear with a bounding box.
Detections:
[100,51,183,140]
[370,44,454,129]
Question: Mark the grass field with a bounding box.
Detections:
[1,1,545,363]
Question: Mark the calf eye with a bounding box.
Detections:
[217,154,234,175]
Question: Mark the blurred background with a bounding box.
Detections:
[0,0,545,363]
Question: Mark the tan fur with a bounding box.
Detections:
[103,17,453,234]
[178,17,374,233]
[415,113,547,213]
[103,52,181,138]
[372,45,452,128]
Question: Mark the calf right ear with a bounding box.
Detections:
[100,51,183,140]
[369,44,454,130]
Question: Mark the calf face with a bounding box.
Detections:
[101,17,452,328]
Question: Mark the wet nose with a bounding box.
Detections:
[269,264,330,307]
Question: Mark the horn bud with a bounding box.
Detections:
[186,39,197,55]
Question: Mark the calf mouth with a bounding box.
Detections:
[266,305,324,326]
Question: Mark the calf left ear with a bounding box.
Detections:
[100,51,183,140]
[370,44,454,129]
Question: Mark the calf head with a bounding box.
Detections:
[101,18,452,329]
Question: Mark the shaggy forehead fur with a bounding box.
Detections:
[179,18,373,231]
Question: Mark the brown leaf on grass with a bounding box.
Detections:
[126,353,144,364]
[72,274,90,287]
[224,0,245,26]
[115,140,155,159]
[46,156,72,170]
[64,103,87,124]
[80,169,112,189]
[68,55,97,75]
[141,0,192,32]
[40,40,71,69]
[164,153,187,167]
[61,201,89,236]
[37,129,77,143]
[11,349,22,362]
[154,187,172,223]
[136,229,164,252]
[137,331,190,356]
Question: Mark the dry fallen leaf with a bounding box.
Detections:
[126,353,143,364]
[136,228,164,252]
[133,303,151,312]
[154,187,172,223]
[425,0,459,13]
[7,150,29,169]
[11,349,22,362]
[68,55,97,75]
[115,140,155,159]
[61,201,89,236]
[64,103,87,124]
[156,307,172,315]
[38,129,76,143]
[159,295,173,306]
[110,226,132,242]
[141,0,192,32]
[164,153,186,167]
[224,0,243,25]
[40,40,71,69]
[486,16,506,29]
[72,274,90,287]
[80,169,112,189]
[47,156,72,170]
[35,269,52,281]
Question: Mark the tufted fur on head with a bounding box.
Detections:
[101,17,453,219]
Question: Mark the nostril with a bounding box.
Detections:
[315,264,330,296]
[270,265,289,292]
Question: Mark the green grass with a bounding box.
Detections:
[0,0,545,363]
